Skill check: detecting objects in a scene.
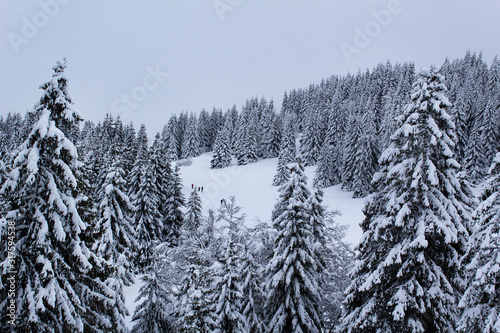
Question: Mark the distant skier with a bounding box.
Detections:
[201,186,203,192]
[191,184,194,189]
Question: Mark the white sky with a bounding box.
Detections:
[1,1,499,136]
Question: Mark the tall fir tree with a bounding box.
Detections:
[299,96,322,166]
[265,161,322,333]
[132,251,174,333]
[260,101,281,159]
[0,60,116,332]
[211,127,232,169]
[240,245,266,333]
[181,113,200,159]
[313,108,343,188]
[163,115,179,160]
[352,103,379,198]
[184,188,203,233]
[163,164,185,245]
[130,162,163,270]
[279,115,296,164]
[150,132,173,242]
[339,69,473,332]
[235,103,259,165]
[211,197,247,333]
[94,152,138,285]
[91,152,138,332]
[272,149,290,187]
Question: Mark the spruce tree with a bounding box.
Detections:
[175,264,216,332]
[279,115,296,164]
[313,109,344,189]
[211,128,232,169]
[91,153,138,332]
[121,122,137,175]
[150,132,173,241]
[0,59,115,332]
[130,161,163,270]
[261,101,281,159]
[184,188,203,232]
[163,116,179,160]
[459,152,500,332]
[198,109,212,153]
[235,104,259,165]
[265,161,322,333]
[240,246,266,333]
[94,153,138,285]
[132,253,173,333]
[163,164,185,245]
[339,69,473,332]
[181,113,200,159]
[212,196,246,332]
[272,149,290,187]
[352,104,379,198]
[299,106,322,166]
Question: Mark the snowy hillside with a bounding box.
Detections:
[124,152,365,327]
[179,152,365,244]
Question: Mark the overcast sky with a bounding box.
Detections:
[1,1,499,136]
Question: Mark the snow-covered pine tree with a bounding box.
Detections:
[320,215,354,330]
[150,132,173,242]
[211,107,225,148]
[272,149,290,187]
[121,122,137,175]
[211,196,246,332]
[458,152,500,332]
[352,102,379,198]
[265,160,322,333]
[260,100,281,159]
[240,244,266,333]
[174,218,218,333]
[464,115,487,181]
[211,127,232,169]
[94,152,138,285]
[130,160,163,270]
[307,187,326,245]
[338,68,473,332]
[313,108,343,188]
[0,59,115,332]
[90,150,139,332]
[175,263,217,332]
[279,115,296,164]
[234,103,259,165]
[163,115,179,160]
[128,124,148,200]
[184,188,202,233]
[163,164,185,245]
[198,109,212,153]
[176,112,188,158]
[132,251,174,333]
[181,113,200,159]
[299,86,323,166]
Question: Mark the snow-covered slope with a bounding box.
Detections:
[124,152,366,327]
[179,152,365,245]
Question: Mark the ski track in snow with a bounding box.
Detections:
[123,152,365,327]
